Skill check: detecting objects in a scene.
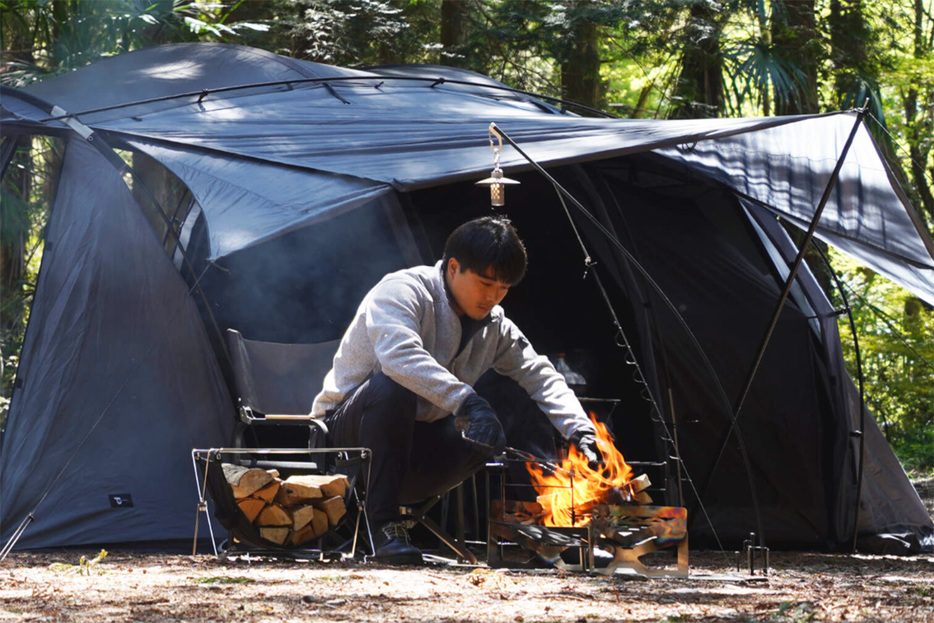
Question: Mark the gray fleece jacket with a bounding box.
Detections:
[310,261,594,440]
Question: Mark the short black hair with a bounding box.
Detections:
[442,216,527,285]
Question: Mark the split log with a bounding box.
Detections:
[280,474,348,498]
[628,474,651,494]
[222,464,275,498]
[288,509,328,546]
[221,464,351,547]
[236,498,266,523]
[252,480,281,503]
[317,496,347,527]
[292,505,318,531]
[255,504,291,527]
[259,526,290,546]
[275,476,324,506]
[311,506,329,537]
[288,524,317,547]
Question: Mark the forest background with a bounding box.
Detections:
[1,0,932,472]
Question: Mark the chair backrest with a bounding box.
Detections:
[227,329,340,416]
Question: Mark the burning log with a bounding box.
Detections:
[493,416,686,576]
[222,464,350,547]
[526,413,657,526]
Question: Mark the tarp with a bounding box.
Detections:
[3,44,931,306]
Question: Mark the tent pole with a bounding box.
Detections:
[490,122,758,550]
[34,74,617,122]
[815,245,868,553]
[0,135,23,178]
[20,102,233,372]
[704,107,871,540]
[730,106,868,439]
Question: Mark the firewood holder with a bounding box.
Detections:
[191,446,372,560]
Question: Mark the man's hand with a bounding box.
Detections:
[569,430,602,471]
[454,394,507,455]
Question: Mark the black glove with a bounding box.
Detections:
[569,430,602,470]
[454,394,507,455]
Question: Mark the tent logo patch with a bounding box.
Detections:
[109,494,134,508]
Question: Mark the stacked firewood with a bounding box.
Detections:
[221,464,349,547]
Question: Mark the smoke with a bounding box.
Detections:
[201,204,410,345]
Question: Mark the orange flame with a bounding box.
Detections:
[526,413,632,527]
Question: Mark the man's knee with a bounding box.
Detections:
[365,372,416,413]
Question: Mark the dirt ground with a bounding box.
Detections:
[1,475,932,623]
[1,548,933,623]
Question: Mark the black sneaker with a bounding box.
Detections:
[371,521,423,566]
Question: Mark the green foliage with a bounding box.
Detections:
[0,0,264,85]
[274,0,437,66]
[0,136,58,429]
[48,549,108,575]
[831,251,934,471]
[774,601,817,622]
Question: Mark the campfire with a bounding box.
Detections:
[526,413,648,527]
[489,413,689,576]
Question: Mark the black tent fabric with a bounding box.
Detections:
[0,138,233,548]
[1,43,931,554]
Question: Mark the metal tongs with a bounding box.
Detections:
[503,446,571,476]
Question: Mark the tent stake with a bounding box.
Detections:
[0,514,34,562]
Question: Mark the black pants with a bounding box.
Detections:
[325,371,558,525]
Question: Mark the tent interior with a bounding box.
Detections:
[1,43,932,557]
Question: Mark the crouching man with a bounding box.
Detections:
[310,215,600,564]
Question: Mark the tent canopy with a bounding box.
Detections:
[4,43,931,301]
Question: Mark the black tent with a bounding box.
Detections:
[1,43,931,554]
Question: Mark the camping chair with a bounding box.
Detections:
[401,479,480,564]
[190,330,374,558]
[226,328,337,450]
[226,330,483,563]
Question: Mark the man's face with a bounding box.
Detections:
[446,258,512,320]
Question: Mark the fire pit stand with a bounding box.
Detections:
[484,458,689,576]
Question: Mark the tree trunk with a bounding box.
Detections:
[560,1,601,110]
[440,0,470,67]
[0,146,28,301]
[0,8,36,307]
[669,2,724,119]
[828,0,872,108]
[772,0,820,115]
[904,0,934,231]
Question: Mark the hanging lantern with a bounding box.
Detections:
[476,123,519,207]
